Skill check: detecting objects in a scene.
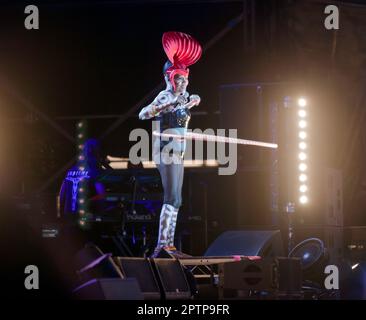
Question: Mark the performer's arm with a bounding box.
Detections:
[173,94,201,110]
[187,94,201,109]
[139,91,177,120]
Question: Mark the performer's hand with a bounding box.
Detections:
[189,94,201,106]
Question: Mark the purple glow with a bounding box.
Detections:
[77,253,112,274]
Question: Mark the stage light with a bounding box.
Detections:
[299,195,308,204]
[79,188,84,193]
[78,133,83,139]
[298,98,307,107]
[78,122,83,128]
[79,210,85,215]
[79,199,85,204]
[79,220,86,227]
[299,174,307,182]
[303,252,310,260]
[297,97,309,205]
[298,110,307,118]
[78,166,85,171]
[299,142,307,150]
[299,120,307,128]
[299,131,307,139]
[298,152,307,160]
[78,144,84,150]
[299,163,307,171]
[299,185,308,193]
[352,263,360,270]
[289,238,327,284]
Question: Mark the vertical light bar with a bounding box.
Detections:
[297,97,308,205]
[76,120,88,226]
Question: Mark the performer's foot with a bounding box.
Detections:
[150,246,192,259]
[150,246,173,258]
[164,245,177,251]
[163,246,192,258]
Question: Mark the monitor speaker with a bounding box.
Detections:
[75,243,123,281]
[73,278,143,300]
[204,230,284,257]
[116,257,161,300]
[152,258,192,300]
[217,257,302,298]
[217,258,277,300]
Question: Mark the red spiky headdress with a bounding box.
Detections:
[162,31,202,91]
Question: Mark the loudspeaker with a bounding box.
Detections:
[277,257,302,293]
[294,227,344,265]
[204,230,284,257]
[289,238,327,273]
[218,259,278,292]
[289,237,328,285]
[74,243,105,271]
[73,278,143,300]
[75,244,123,281]
[116,257,161,300]
[152,258,192,300]
[217,257,302,299]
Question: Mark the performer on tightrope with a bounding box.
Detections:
[138,31,202,257]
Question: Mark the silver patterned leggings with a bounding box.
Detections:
[156,155,184,208]
[154,148,184,248]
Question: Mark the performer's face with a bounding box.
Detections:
[174,74,188,94]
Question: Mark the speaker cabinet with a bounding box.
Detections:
[152,258,192,300]
[73,278,143,300]
[116,257,192,300]
[116,257,161,300]
[75,244,124,281]
[277,257,302,293]
[217,257,302,299]
[218,258,278,299]
[204,230,284,257]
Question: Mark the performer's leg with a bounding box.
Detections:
[156,203,176,248]
[155,153,183,249]
[167,158,184,247]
